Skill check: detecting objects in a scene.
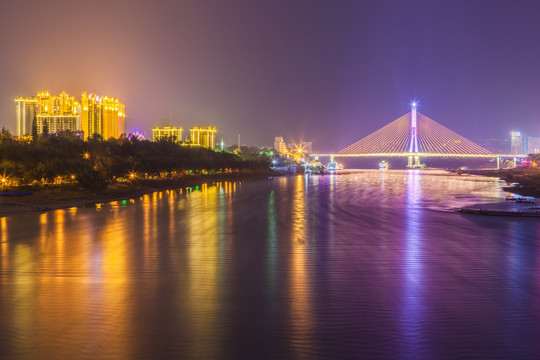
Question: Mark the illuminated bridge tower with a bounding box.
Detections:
[334,103,495,168]
[407,103,421,168]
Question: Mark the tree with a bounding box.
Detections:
[0,127,12,142]
[31,114,38,141]
[42,120,49,137]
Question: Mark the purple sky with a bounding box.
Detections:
[1,0,539,152]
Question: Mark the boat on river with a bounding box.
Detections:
[327,161,344,172]
[0,191,32,196]
[458,208,540,217]
[505,194,535,203]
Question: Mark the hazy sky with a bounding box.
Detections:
[1,0,539,152]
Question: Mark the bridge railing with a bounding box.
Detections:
[310,153,529,159]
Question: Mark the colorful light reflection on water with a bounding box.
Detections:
[1,173,540,359]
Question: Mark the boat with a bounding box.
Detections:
[458,208,540,217]
[327,161,344,172]
[303,162,325,174]
[379,160,389,170]
[506,194,535,203]
[0,191,33,196]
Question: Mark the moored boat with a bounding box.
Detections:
[505,194,535,203]
[458,208,540,217]
[0,191,33,196]
[327,161,344,172]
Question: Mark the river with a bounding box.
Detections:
[1,170,539,359]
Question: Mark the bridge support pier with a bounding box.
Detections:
[407,155,421,168]
[496,156,500,170]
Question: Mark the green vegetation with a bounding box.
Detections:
[464,154,540,197]
[500,169,540,197]
[0,130,271,192]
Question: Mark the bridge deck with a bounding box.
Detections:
[310,153,528,158]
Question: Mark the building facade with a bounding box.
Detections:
[525,136,540,154]
[15,97,37,136]
[190,126,217,149]
[35,91,80,134]
[153,126,183,142]
[16,91,125,139]
[511,132,523,155]
[80,92,125,140]
[80,92,101,140]
[274,136,288,155]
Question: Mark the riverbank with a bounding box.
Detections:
[0,170,278,218]
[463,168,540,197]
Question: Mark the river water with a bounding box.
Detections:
[1,170,539,360]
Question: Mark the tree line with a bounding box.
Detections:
[0,129,270,190]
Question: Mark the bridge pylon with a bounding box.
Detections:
[306,104,533,170]
[406,103,422,168]
[339,104,493,157]
[407,155,421,168]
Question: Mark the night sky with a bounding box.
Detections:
[1,0,539,152]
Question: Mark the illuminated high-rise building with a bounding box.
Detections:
[36,91,79,115]
[80,92,100,140]
[14,97,37,136]
[15,91,125,139]
[16,91,80,135]
[153,126,183,142]
[526,136,540,154]
[190,126,217,149]
[80,92,125,140]
[101,96,125,140]
[510,131,523,155]
[35,91,80,134]
[274,136,288,155]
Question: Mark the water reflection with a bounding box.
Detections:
[400,170,427,358]
[267,190,277,289]
[1,217,7,280]
[100,204,130,359]
[502,221,539,358]
[13,243,37,356]
[184,185,223,359]
[0,172,540,359]
[290,175,314,357]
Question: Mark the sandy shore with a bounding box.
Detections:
[0,171,278,218]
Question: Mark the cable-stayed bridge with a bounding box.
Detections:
[312,105,526,168]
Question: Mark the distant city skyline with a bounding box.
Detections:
[1,0,540,152]
[15,90,125,140]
